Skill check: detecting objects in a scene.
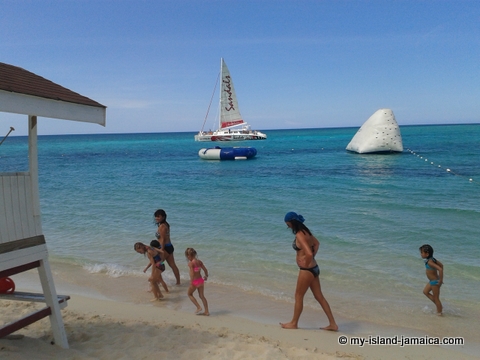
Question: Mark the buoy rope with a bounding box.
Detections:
[406,148,477,185]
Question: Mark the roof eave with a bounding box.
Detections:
[0,90,106,126]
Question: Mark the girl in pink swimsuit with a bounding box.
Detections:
[185,248,209,315]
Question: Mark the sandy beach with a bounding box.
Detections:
[1,264,478,360]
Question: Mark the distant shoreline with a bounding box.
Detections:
[4,122,480,138]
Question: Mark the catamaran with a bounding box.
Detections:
[194,58,267,142]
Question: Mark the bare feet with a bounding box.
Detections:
[197,312,209,316]
[150,296,164,302]
[436,312,443,316]
[280,322,298,329]
[320,324,339,332]
[195,308,203,314]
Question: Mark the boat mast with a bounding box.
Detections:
[219,57,223,130]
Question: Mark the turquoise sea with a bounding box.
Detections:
[1,125,480,351]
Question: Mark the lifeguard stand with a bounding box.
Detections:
[0,62,106,348]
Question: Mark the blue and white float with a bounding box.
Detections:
[346,109,403,154]
[198,146,257,160]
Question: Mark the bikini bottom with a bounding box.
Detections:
[192,277,204,288]
[299,264,320,278]
[164,243,174,254]
[155,262,165,272]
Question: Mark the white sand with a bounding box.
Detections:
[1,266,478,359]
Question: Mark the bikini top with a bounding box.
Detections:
[155,224,170,240]
[292,239,300,251]
[292,239,315,253]
[150,247,161,264]
[192,260,201,273]
[155,233,173,248]
[424,257,437,270]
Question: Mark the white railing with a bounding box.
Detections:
[0,172,41,243]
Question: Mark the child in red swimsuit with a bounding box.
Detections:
[185,247,209,315]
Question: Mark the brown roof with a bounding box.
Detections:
[0,62,106,108]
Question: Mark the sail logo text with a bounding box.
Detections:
[222,76,235,111]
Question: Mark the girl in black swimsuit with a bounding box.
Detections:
[134,242,167,301]
[280,212,338,331]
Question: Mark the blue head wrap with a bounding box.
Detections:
[284,212,305,223]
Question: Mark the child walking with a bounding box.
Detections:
[142,240,169,294]
[185,248,209,315]
[134,242,167,301]
[419,244,444,315]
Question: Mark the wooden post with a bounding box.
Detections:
[27,115,69,348]
[37,258,69,348]
[28,115,42,233]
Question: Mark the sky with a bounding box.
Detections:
[1,0,479,136]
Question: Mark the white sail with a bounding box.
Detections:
[220,58,244,129]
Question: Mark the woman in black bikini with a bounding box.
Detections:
[280,212,338,331]
[154,209,181,285]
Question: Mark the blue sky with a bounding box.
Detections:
[1,0,479,136]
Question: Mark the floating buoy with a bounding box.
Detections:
[0,277,15,294]
[407,148,476,185]
[198,146,257,160]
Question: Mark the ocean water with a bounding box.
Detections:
[1,125,480,343]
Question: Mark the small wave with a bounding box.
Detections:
[209,278,293,304]
[83,263,137,278]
